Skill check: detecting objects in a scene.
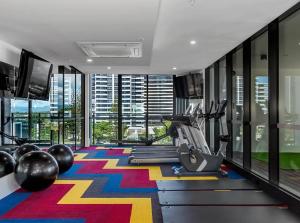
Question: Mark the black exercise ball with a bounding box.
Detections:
[13,144,40,161]
[0,147,14,156]
[14,151,59,191]
[48,144,74,174]
[0,151,16,177]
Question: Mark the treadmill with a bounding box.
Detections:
[130,105,194,156]
[128,104,201,164]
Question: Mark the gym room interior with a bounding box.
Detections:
[1,0,300,222]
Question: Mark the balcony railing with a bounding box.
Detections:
[3,113,84,147]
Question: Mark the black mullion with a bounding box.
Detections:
[204,68,210,147]
[226,53,233,160]
[268,20,279,185]
[173,75,176,115]
[214,62,220,154]
[74,69,77,149]
[28,100,32,140]
[81,73,85,147]
[1,99,5,145]
[38,113,41,142]
[145,75,149,140]
[62,71,65,144]
[173,75,176,146]
[243,39,251,170]
[117,75,122,145]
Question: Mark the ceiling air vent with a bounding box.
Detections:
[77,42,142,58]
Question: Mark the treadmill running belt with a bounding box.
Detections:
[158,190,282,205]
[133,146,177,150]
[130,152,178,159]
[157,179,258,191]
[161,206,300,223]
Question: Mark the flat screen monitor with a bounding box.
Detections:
[186,74,195,97]
[0,61,17,98]
[174,75,189,98]
[193,73,203,98]
[15,49,53,100]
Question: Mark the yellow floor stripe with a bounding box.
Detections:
[55,180,152,223]
[75,153,218,181]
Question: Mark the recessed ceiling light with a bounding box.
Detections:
[172,67,177,70]
[190,40,196,45]
[86,58,93,63]
[107,66,111,70]
[298,42,300,46]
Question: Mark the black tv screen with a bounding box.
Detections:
[193,73,203,98]
[0,61,17,98]
[15,50,53,100]
[186,74,195,97]
[174,75,188,98]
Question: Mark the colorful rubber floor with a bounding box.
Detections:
[0,146,238,223]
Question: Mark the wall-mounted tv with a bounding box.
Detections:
[0,61,17,98]
[174,75,189,98]
[186,74,195,97]
[192,73,203,99]
[174,73,203,99]
[15,49,53,100]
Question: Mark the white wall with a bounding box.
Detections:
[0,40,21,199]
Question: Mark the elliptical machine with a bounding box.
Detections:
[174,100,230,175]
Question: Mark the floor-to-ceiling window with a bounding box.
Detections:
[250,31,269,178]
[279,9,300,196]
[31,100,51,143]
[209,66,215,150]
[89,74,174,145]
[219,58,228,145]
[2,99,29,144]
[147,75,174,145]
[89,74,118,145]
[1,69,85,149]
[232,47,244,165]
[122,75,147,142]
[219,58,227,101]
[63,73,76,146]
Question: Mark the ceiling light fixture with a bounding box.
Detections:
[172,67,177,70]
[86,58,93,63]
[107,66,111,70]
[190,40,196,45]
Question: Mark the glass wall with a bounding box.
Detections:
[219,58,228,143]
[89,74,174,145]
[219,58,227,101]
[251,32,269,178]
[1,71,85,149]
[89,74,118,145]
[279,9,300,196]
[63,74,76,146]
[2,99,29,144]
[147,75,174,145]
[203,4,300,202]
[232,48,244,165]
[209,66,215,150]
[31,100,51,143]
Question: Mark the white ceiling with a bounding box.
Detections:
[0,0,299,75]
